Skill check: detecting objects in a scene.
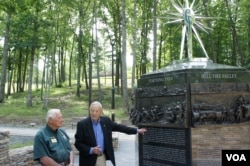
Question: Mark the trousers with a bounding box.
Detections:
[95,154,106,166]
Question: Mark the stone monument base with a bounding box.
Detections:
[192,121,250,166]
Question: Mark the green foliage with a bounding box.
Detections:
[0,1,249,109]
[0,85,129,127]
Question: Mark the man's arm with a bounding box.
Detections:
[39,156,61,166]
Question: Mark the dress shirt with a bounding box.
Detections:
[90,119,104,154]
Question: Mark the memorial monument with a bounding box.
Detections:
[130,0,250,165]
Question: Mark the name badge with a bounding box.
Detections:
[51,138,57,143]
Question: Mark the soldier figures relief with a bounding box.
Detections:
[192,96,250,125]
[130,95,250,127]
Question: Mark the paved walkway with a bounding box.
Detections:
[0,126,138,166]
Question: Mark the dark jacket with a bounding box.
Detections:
[74,116,137,166]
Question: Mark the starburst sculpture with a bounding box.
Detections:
[167,0,212,60]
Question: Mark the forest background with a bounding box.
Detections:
[0,0,249,125]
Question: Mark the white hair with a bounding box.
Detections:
[90,101,103,110]
[46,109,61,123]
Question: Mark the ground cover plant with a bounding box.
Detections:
[0,85,130,128]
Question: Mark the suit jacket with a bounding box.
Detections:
[74,116,137,166]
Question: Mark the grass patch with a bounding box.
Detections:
[0,84,131,127]
[9,141,34,149]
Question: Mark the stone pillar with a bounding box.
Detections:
[0,131,10,165]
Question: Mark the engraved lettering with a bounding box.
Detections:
[165,76,173,81]
[149,78,164,83]
[201,74,211,79]
[149,76,173,83]
[222,74,237,79]
[201,73,237,79]
[212,74,221,79]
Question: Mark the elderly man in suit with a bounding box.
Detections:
[74,101,147,166]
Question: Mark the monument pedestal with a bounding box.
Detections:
[131,59,250,166]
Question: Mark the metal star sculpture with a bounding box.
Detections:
[167,0,212,60]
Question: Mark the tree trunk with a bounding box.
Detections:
[201,0,216,62]
[42,50,52,110]
[68,35,75,87]
[0,14,11,103]
[131,0,137,92]
[35,54,39,90]
[140,0,149,75]
[152,0,157,71]
[121,0,128,112]
[114,0,121,94]
[27,47,35,107]
[94,0,102,102]
[7,62,13,96]
[27,10,39,106]
[76,29,83,97]
[22,48,28,92]
[158,32,163,69]
[40,52,47,100]
[224,0,244,66]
